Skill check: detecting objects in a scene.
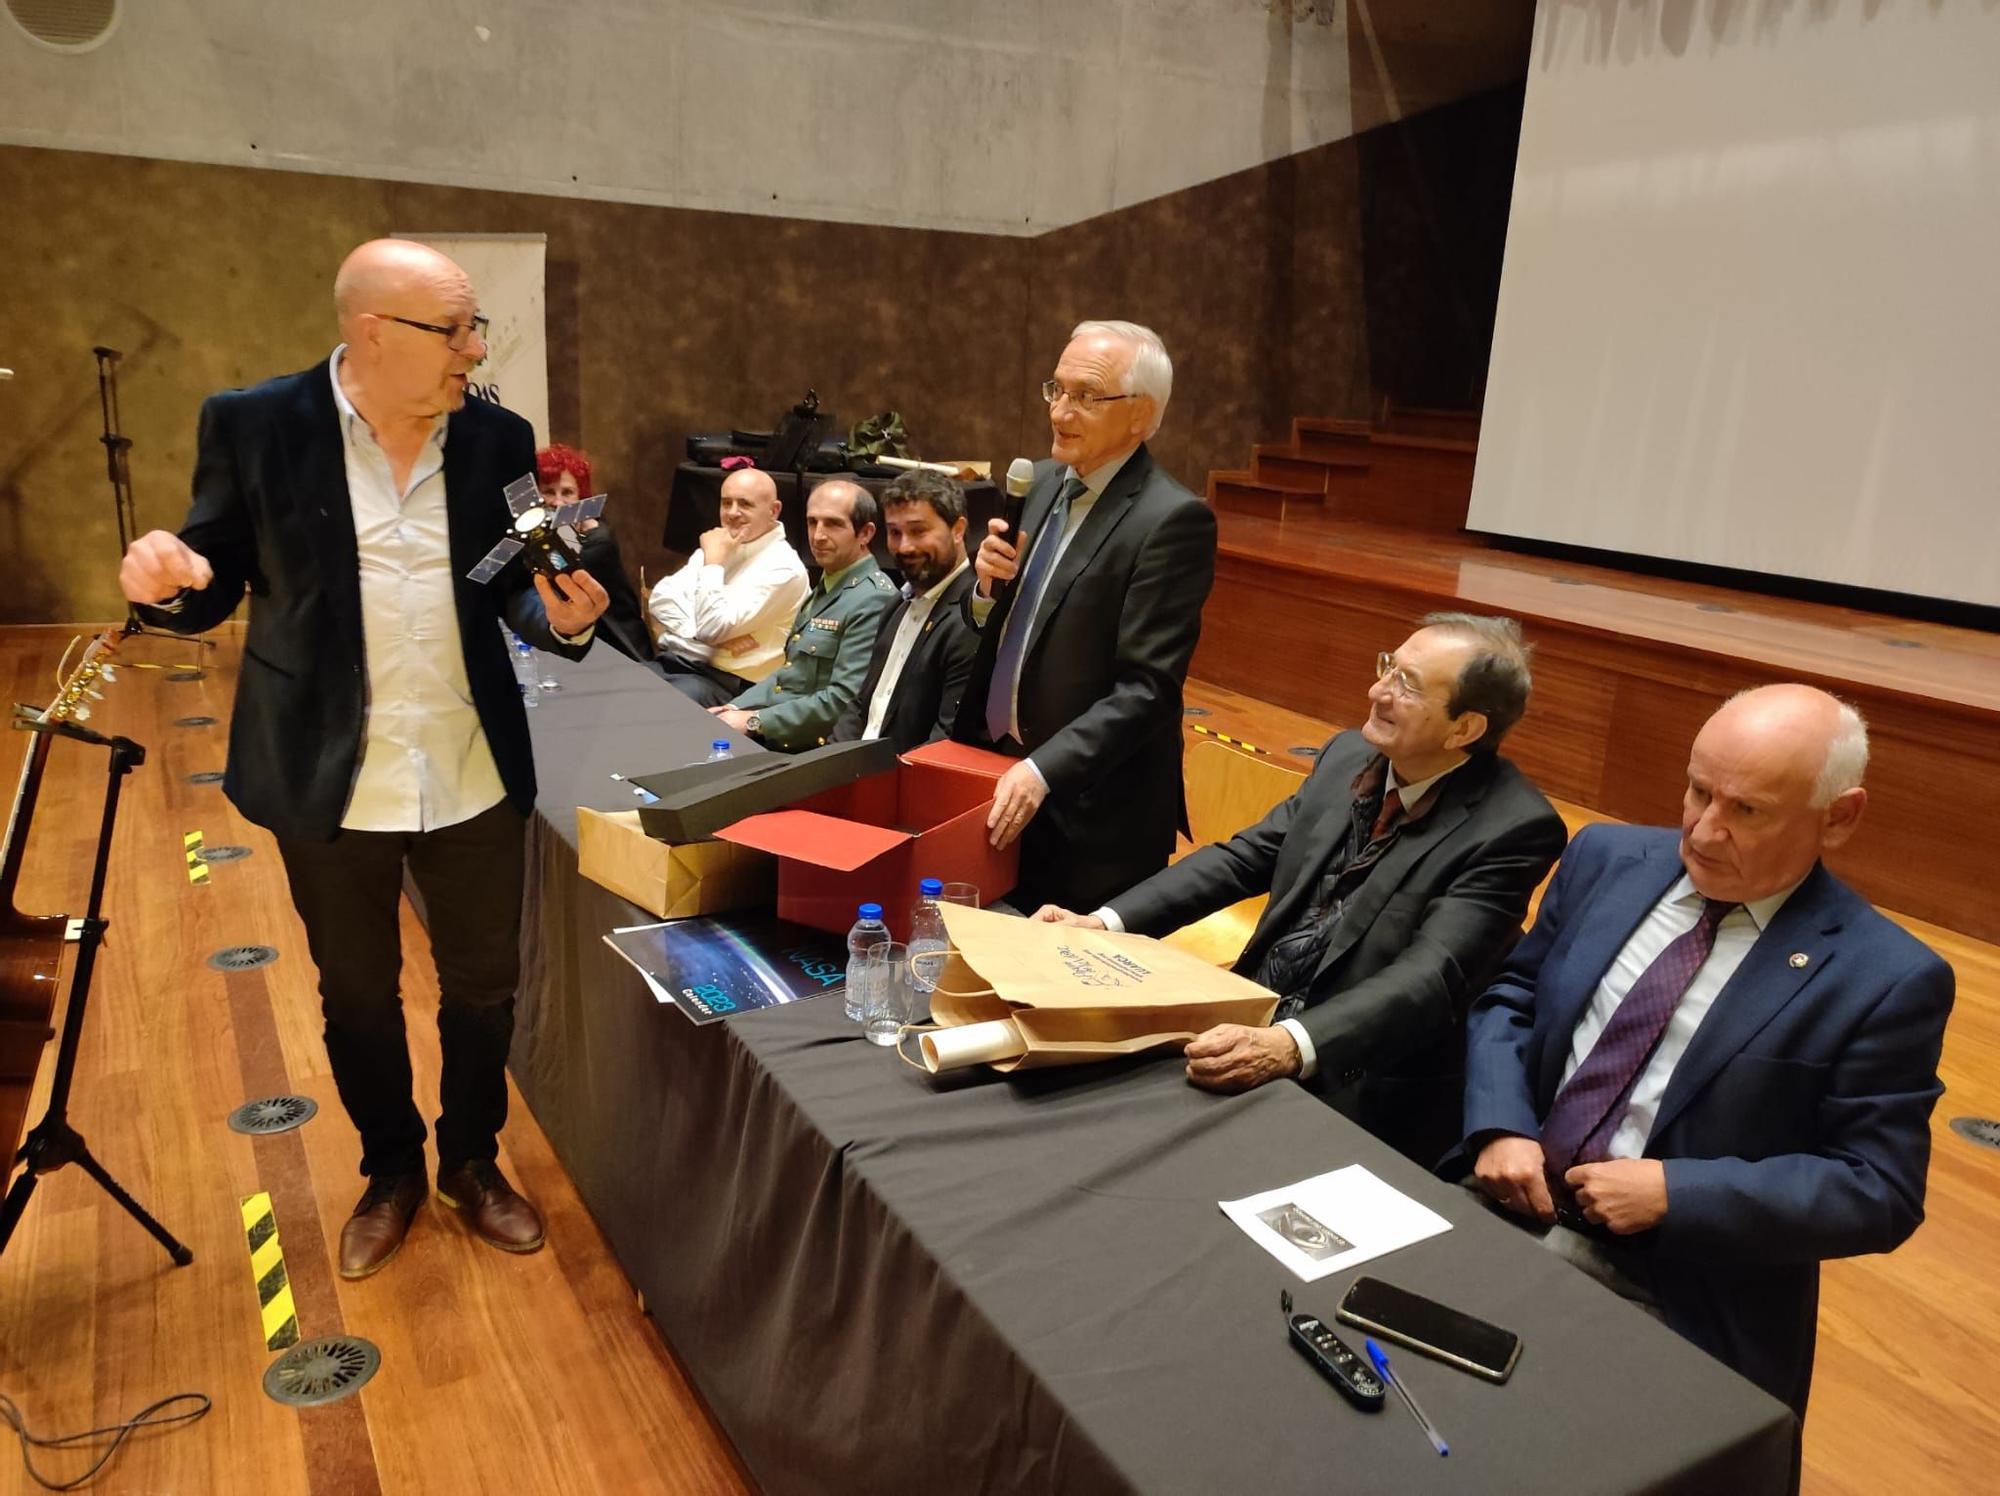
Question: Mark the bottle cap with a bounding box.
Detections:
[711,740,731,751]
[859,902,883,919]
[919,878,944,897]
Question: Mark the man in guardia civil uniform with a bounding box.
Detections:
[714,479,897,751]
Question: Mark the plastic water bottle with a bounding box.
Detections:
[908,877,949,1002]
[706,739,734,763]
[508,630,540,708]
[844,903,890,1023]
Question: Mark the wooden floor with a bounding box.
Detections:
[2,629,1994,1495]
[0,626,749,1496]
[1184,677,2000,1496]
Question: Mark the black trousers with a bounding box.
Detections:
[276,799,526,1179]
[654,650,751,708]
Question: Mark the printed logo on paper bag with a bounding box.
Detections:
[1055,943,1154,988]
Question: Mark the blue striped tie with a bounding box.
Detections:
[983,478,1082,744]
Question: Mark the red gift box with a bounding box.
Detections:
[714,740,1019,939]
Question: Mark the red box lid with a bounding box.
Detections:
[714,809,909,871]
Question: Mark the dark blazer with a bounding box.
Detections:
[135,362,589,842]
[1453,823,1954,1415]
[953,445,1216,910]
[1112,730,1567,1163]
[831,564,979,751]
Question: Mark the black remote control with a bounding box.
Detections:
[1288,1311,1387,1410]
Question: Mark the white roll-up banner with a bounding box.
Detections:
[402,232,550,447]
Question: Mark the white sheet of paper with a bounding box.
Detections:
[1219,1164,1452,1282]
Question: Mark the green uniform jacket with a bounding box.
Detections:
[730,556,897,751]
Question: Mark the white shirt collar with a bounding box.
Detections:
[1661,871,1803,931]
[903,556,969,603]
[1068,445,1137,500]
[329,345,445,449]
[731,523,786,565]
[1385,756,1464,811]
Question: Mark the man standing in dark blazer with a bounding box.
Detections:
[1453,684,1953,1446]
[118,239,608,1279]
[956,320,1217,912]
[832,467,978,750]
[1038,614,1566,1164]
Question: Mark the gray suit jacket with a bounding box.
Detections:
[1111,729,1567,1162]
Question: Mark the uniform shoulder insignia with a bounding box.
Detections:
[866,572,894,590]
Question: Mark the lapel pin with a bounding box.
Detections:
[1789,952,1809,969]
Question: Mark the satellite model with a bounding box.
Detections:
[466,473,608,584]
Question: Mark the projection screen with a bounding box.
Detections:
[1467,2,2000,608]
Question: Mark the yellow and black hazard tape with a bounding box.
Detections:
[1189,724,1269,755]
[184,831,209,885]
[240,1191,300,1351]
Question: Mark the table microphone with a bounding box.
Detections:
[993,457,1035,604]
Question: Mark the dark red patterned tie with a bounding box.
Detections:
[1539,898,1737,1172]
[1369,788,1404,844]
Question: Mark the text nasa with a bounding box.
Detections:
[680,946,843,1016]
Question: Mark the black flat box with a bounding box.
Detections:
[632,738,898,843]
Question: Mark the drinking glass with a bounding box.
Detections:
[861,940,915,1046]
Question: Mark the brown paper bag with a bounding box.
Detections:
[911,905,1278,1073]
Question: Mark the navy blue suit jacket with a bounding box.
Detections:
[135,362,588,841]
[1455,823,1953,1414]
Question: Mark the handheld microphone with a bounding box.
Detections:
[1001,456,1035,546]
[992,456,1036,604]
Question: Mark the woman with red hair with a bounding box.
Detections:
[534,443,650,662]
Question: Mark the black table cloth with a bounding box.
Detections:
[507,647,1795,1495]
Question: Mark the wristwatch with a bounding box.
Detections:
[744,714,763,739]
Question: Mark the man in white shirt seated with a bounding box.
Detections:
[831,468,979,751]
[648,466,808,706]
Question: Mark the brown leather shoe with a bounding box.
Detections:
[435,1160,545,1254]
[338,1173,427,1280]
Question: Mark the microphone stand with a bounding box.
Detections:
[0,710,192,1266]
[94,347,212,676]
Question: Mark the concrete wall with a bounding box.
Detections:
[0,2,1532,622]
[0,0,1361,234]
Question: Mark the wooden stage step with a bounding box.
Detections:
[1191,514,2000,943]
[1211,417,1479,533]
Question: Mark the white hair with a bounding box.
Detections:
[1071,319,1172,437]
[1815,702,1870,806]
[1724,687,1870,806]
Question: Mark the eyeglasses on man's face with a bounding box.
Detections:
[1375,651,1432,702]
[1041,379,1138,412]
[380,312,490,352]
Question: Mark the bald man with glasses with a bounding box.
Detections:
[1036,614,1566,1165]
[119,238,607,1279]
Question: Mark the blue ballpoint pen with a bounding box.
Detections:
[1366,1339,1449,1457]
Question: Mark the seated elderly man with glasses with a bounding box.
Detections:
[1035,613,1567,1165]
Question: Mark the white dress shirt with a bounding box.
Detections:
[647,524,808,682]
[1559,871,1801,1158]
[330,348,507,833]
[862,558,969,740]
[973,447,1134,774]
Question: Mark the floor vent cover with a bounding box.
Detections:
[263,1336,381,1407]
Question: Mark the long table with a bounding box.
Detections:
[509,646,1795,1494]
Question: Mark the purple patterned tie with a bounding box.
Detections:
[1539,898,1737,1172]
